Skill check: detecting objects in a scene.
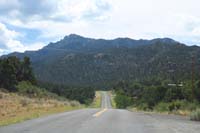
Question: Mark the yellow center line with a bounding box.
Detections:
[93,108,108,117]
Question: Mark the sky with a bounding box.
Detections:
[0,0,200,55]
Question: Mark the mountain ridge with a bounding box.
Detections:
[2,34,180,56]
[3,34,200,88]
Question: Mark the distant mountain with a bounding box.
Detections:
[4,34,200,88]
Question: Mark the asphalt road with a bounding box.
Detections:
[0,91,200,133]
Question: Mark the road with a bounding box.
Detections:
[0,91,200,133]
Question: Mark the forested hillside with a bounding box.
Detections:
[4,34,200,88]
[0,56,95,104]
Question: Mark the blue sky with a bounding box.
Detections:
[0,0,200,55]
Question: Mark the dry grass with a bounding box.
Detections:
[190,109,200,121]
[109,91,116,108]
[88,91,102,108]
[0,91,82,126]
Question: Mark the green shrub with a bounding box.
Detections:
[185,102,199,111]
[16,81,54,98]
[176,100,199,111]
[190,109,200,121]
[114,93,132,109]
[154,100,199,112]
[168,101,181,111]
[137,103,149,111]
[141,86,167,108]
[154,102,169,112]
[164,87,184,102]
[194,81,200,102]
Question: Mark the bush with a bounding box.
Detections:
[185,102,199,111]
[16,81,51,98]
[137,103,149,111]
[0,56,36,91]
[114,93,132,109]
[164,87,184,102]
[154,102,169,112]
[38,82,95,104]
[190,109,200,121]
[168,101,181,111]
[194,81,200,102]
[154,100,199,112]
[141,86,167,108]
[182,82,193,101]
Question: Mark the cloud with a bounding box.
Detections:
[1,0,200,55]
[0,0,57,22]
[0,0,111,23]
[0,0,112,45]
[0,22,44,55]
[0,22,23,50]
[0,0,112,41]
[0,0,19,14]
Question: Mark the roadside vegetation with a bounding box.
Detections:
[38,82,95,105]
[0,90,82,126]
[113,79,200,121]
[109,91,116,108]
[190,109,200,121]
[88,91,102,108]
[0,56,96,125]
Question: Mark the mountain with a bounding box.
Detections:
[4,34,200,88]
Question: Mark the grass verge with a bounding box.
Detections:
[190,109,200,121]
[88,91,102,108]
[109,91,116,108]
[127,100,200,121]
[0,91,83,126]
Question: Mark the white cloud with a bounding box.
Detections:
[0,0,111,23]
[0,22,23,49]
[0,0,112,43]
[23,42,44,51]
[1,0,200,55]
[0,22,44,55]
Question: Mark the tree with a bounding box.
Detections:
[114,91,132,108]
[164,86,184,102]
[0,56,37,91]
[141,86,167,108]
[21,57,36,84]
[194,80,200,102]
[129,82,144,98]
[0,58,17,91]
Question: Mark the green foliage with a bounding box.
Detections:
[141,86,167,108]
[154,102,170,112]
[16,81,46,98]
[38,82,95,104]
[0,56,95,105]
[8,36,200,88]
[154,100,199,112]
[16,82,69,101]
[0,57,18,90]
[190,109,200,121]
[182,81,193,101]
[194,80,200,102]
[137,103,149,111]
[114,92,132,109]
[20,57,36,84]
[113,79,200,111]
[0,56,36,91]
[168,101,182,111]
[164,86,184,102]
[114,81,144,98]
